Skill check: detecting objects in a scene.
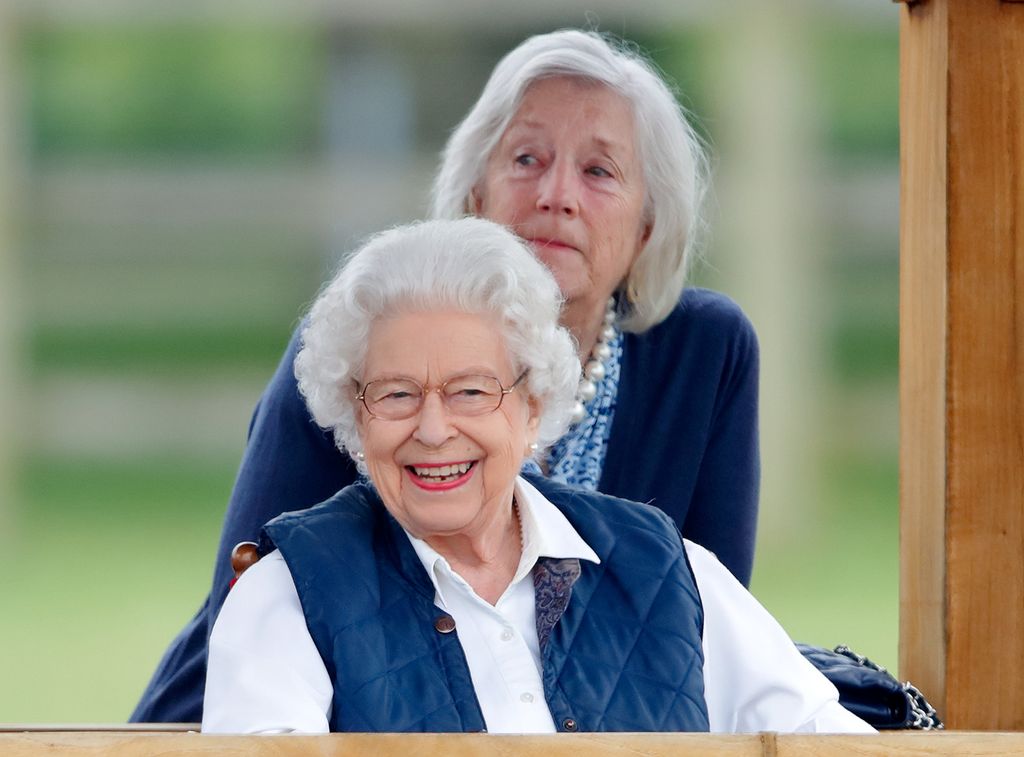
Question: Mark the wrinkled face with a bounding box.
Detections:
[475,77,650,316]
[356,310,540,544]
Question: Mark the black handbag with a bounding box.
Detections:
[797,643,943,730]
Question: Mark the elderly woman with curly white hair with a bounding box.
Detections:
[201,218,870,735]
[136,29,762,723]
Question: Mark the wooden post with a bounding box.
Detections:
[0,0,21,528]
[710,5,824,543]
[899,0,1024,730]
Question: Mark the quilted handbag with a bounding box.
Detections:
[798,643,943,730]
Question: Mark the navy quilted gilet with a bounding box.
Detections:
[261,475,709,733]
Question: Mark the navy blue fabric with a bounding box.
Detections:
[130,287,759,723]
[262,483,486,732]
[261,476,708,733]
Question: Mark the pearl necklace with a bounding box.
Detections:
[570,297,617,424]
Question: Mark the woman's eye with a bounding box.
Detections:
[514,154,537,167]
[374,389,413,403]
[586,165,613,178]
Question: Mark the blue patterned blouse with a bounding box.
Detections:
[522,330,623,491]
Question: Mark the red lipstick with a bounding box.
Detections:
[405,462,476,491]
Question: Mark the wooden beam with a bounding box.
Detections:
[944,0,1024,730]
[3,731,1024,756]
[0,732,762,757]
[777,732,1024,755]
[898,0,949,721]
[899,0,1024,730]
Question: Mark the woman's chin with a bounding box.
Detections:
[531,250,586,295]
[395,468,484,536]
[404,507,481,543]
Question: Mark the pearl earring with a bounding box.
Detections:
[355,450,365,461]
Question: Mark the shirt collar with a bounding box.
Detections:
[406,475,600,607]
[515,476,600,566]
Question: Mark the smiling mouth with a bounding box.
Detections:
[407,461,476,485]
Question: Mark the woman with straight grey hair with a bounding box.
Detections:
[133,29,760,724]
[432,28,706,334]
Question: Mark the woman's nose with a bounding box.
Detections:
[536,161,579,217]
[412,390,457,447]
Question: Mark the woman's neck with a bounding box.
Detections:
[563,298,609,362]
[425,502,523,606]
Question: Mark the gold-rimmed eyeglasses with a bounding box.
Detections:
[356,371,529,421]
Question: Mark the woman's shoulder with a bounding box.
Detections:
[261,482,381,544]
[258,482,402,587]
[660,287,757,341]
[623,287,758,370]
[527,475,681,547]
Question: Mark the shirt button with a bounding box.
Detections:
[434,616,456,634]
[520,692,534,703]
[500,629,514,641]
[562,718,578,731]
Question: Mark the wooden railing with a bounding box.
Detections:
[2,730,1024,756]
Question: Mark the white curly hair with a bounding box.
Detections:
[294,218,580,467]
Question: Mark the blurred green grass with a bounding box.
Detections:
[1,458,232,722]
[751,455,898,669]
[25,25,323,160]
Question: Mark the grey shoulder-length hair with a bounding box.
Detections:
[429,29,709,333]
[294,217,580,466]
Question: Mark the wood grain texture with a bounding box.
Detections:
[3,732,1024,757]
[945,0,1024,730]
[0,732,761,757]
[897,0,949,717]
[900,0,1024,731]
[777,732,1024,756]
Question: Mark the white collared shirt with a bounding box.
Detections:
[403,478,599,733]
[203,477,873,735]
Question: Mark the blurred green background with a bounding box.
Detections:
[0,3,900,722]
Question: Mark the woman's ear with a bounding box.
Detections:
[635,216,653,260]
[353,389,370,436]
[469,187,484,215]
[623,218,653,290]
[525,396,542,448]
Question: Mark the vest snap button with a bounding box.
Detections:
[562,718,578,731]
[434,615,456,634]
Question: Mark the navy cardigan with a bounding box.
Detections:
[130,287,759,723]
